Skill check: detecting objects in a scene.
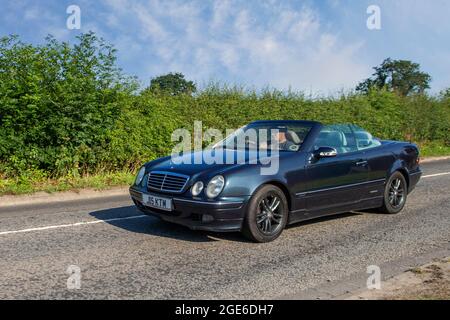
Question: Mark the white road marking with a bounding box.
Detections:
[1,171,449,237]
[0,215,147,236]
[422,172,450,178]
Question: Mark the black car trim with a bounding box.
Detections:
[295,178,386,197]
[173,198,244,206]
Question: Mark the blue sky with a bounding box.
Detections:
[1,0,449,94]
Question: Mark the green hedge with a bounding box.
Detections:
[95,88,450,176]
[1,34,449,180]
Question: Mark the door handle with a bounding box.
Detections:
[356,160,368,166]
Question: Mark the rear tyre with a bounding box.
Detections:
[379,171,408,214]
[242,185,289,243]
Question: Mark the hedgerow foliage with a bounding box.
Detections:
[0,34,449,179]
[0,33,137,177]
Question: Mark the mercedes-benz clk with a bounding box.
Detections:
[130,120,421,243]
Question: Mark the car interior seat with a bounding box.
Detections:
[286,130,302,144]
[316,131,348,154]
[354,131,381,149]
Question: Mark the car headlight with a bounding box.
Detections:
[206,175,225,198]
[135,166,146,185]
[191,181,204,196]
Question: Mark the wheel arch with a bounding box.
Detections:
[388,160,410,189]
[255,180,292,212]
[396,168,410,189]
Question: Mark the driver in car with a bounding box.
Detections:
[261,128,299,151]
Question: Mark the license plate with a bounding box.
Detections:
[142,194,172,211]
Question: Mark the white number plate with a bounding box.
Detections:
[142,194,172,211]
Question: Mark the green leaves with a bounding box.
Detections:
[356,58,432,96]
[144,72,196,96]
[0,33,135,177]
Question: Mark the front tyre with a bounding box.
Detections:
[242,185,288,243]
[379,171,408,214]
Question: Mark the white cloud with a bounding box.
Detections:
[24,7,40,20]
[133,4,168,42]
[99,0,370,92]
[3,0,448,93]
[210,0,231,30]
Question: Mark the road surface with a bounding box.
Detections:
[0,160,449,299]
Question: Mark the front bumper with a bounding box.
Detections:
[129,187,248,232]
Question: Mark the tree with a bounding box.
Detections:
[356,58,431,96]
[145,72,196,96]
[440,88,450,99]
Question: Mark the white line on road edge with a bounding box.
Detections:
[422,172,450,178]
[0,215,147,236]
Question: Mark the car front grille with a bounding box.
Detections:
[147,171,190,193]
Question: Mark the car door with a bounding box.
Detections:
[351,125,393,201]
[304,124,369,215]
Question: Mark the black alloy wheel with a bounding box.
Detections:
[379,171,408,214]
[242,185,288,243]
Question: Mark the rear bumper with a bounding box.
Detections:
[129,187,247,232]
[408,169,422,193]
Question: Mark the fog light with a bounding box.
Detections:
[201,214,214,223]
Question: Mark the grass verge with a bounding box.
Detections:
[0,171,134,196]
[419,141,450,157]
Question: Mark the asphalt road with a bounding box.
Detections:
[0,160,449,299]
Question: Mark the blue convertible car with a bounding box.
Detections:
[130,120,422,242]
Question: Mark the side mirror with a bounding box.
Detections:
[314,147,337,158]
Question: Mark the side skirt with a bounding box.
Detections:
[287,196,383,225]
